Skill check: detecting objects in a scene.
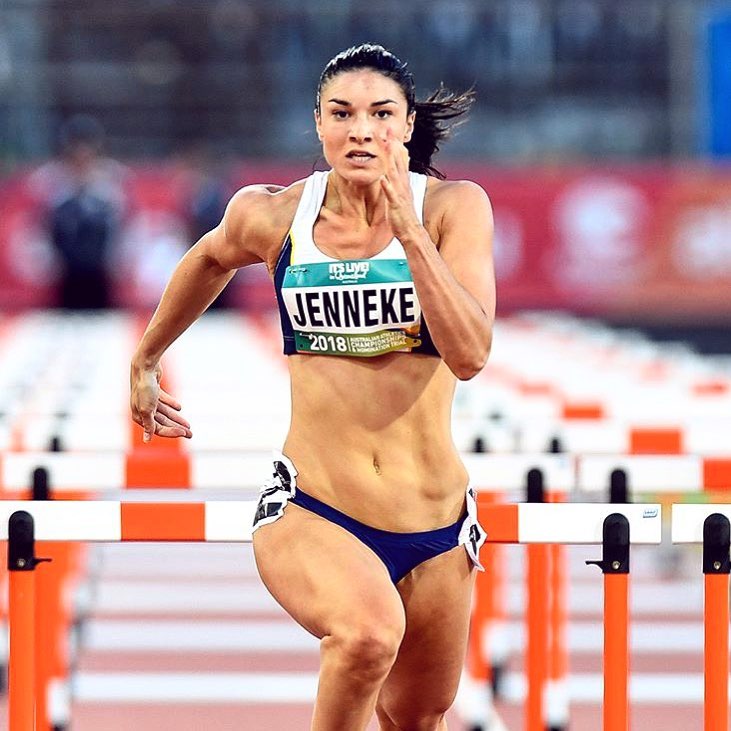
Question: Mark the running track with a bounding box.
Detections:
[0,311,723,729]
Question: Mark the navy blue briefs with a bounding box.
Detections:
[252,452,486,584]
[291,486,464,584]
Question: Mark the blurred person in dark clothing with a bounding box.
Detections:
[180,141,231,308]
[30,115,127,309]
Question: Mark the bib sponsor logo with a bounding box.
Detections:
[328,261,370,283]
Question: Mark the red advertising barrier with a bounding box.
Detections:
[1,162,731,321]
[465,164,731,321]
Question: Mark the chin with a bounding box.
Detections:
[333,165,383,186]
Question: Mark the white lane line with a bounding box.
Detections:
[87,579,702,616]
[93,546,258,568]
[73,671,723,704]
[91,581,281,613]
[84,619,317,652]
[497,671,711,704]
[92,544,687,580]
[74,672,319,703]
[82,618,709,654]
[506,582,704,615]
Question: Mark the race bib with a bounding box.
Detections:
[282,258,423,357]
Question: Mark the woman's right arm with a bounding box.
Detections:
[130,185,277,441]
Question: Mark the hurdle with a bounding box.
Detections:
[0,449,639,731]
[578,455,731,495]
[463,453,574,731]
[0,450,576,717]
[0,450,576,729]
[0,499,661,731]
[672,505,731,731]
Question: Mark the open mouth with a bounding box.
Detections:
[346,152,376,160]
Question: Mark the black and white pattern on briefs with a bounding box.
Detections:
[457,486,487,571]
[252,452,298,530]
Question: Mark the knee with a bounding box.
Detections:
[325,620,405,681]
[377,700,450,730]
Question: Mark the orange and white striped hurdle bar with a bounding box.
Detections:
[7,451,731,494]
[578,455,731,493]
[3,501,661,731]
[518,419,731,455]
[0,501,662,543]
[9,408,731,453]
[672,505,731,731]
[0,452,576,492]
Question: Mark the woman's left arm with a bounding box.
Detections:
[380,138,495,380]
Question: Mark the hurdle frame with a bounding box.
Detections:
[1,500,662,731]
[672,504,731,731]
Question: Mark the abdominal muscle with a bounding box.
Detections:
[281,351,470,533]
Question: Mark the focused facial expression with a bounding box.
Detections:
[315,70,415,182]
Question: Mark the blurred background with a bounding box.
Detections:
[1,0,730,344]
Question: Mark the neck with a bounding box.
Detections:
[326,172,391,227]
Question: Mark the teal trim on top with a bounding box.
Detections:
[282,259,413,289]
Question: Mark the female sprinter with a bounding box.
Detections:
[130,44,495,731]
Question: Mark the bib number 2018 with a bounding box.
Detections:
[308,334,348,353]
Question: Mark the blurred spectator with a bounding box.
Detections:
[29,115,126,309]
[182,141,229,244]
[179,141,231,308]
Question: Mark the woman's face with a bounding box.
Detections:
[315,70,415,184]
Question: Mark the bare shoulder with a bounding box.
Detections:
[423,178,493,244]
[221,179,307,270]
[425,177,492,213]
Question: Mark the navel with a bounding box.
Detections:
[372,456,382,475]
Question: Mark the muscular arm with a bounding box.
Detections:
[132,186,272,367]
[378,130,495,380]
[130,185,286,441]
[398,181,495,380]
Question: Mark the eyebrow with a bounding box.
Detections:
[326,98,398,107]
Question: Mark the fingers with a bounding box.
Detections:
[375,128,396,167]
[379,173,398,203]
[153,424,191,438]
[377,130,410,203]
[382,128,409,174]
[154,411,193,438]
[158,388,182,411]
[132,382,190,442]
[141,410,156,443]
[156,401,191,429]
[135,405,192,442]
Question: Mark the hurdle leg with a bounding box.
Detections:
[476,491,510,696]
[8,511,50,731]
[464,491,507,731]
[587,513,630,731]
[33,468,52,731]
[604,573,629,731]
[464,565,495,731]
[9,572,35,731]
[483,540,509,699]
[525,469,548,731]
[35,555,54,731]
[702,513,730,731]
[547,540,568,731]
[0,540,8,692]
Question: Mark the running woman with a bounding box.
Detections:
[130,43,495,731]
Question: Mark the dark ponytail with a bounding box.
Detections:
[317,44,475,180]
[408,86,475,180]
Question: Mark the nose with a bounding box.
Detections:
[348,113,373,143]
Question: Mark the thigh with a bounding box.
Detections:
[377,545,475,718]
[253,502,405,639]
